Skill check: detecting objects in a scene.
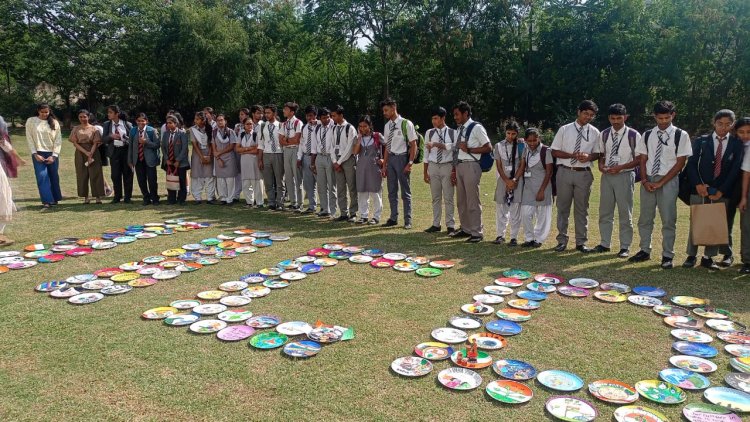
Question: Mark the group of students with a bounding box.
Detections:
[19,99,750,273]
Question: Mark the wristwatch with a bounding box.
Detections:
[408,161,414,165]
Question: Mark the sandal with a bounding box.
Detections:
[84,198,91,204]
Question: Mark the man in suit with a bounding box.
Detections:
[128,113,161,205]
[684,109,743,269]
[161,116,189,205]
[101,105,133,203]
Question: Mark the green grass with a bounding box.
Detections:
[0,131,748,421]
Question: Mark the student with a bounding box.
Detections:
[160,109,177,135]
[69,109,104,204]
[684,109,743,269]
[247,105,265,205]
[311,107,337,218]
[258,104,285,210]
[551,100,601,253]
[188,111,215,204]
[353,115,384,224]
[519,128,553,247]
[381,98,418,229]
[232,108,250,202]
[0,130,25,244]
[294,105,318,213]
[236,118,264,208]
[629,101,692,269]
[734,118,750,273]
[493,121,525,245]
[450,101,492,243]
[101,105,134,204]
[26,104,63,209]
[594,103,641,257]
[204,107,217,129]
[161,116,189,205]
[128,113,160,205]
[423,107,456,234]
[212,114,239,205]
[331,105,358,222]
[280,102,303,211]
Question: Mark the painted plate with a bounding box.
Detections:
[391,356,433,377]
[416,268,442,277]
[283,340,321,358]
[545,396,597,422]
[467,332,507,350]
[431,327,468,344]
[461,303,494,315]
[406,256,429,265]
[136,266,161,275]
[628,295,662,307]
[568,278,599,289]
[49,287,83,298]
[694,307,732,319]
[438,367,482,391]
[110,272,139,283]
[635,379,687,404]
[328,251,352,260]
[219,295,252,307]
[725,372,750,393]
[492,359,537,380]
[36,281,68,292]
[163,313,200,327]
[280,272,307,281]
[654,304,691,317]
[113,236,137,244]
[176,260,204,270]
[672,329,713,343]
[68,292,104,305]
[192,304,228,315]
[276,321,313,336]
[38,254,66,263]
[670,355,718,373]
[486,380,533,404]
[241,286,271,298]
[599,282,631,293]
[703,387,750,413]
[300,264,322,274]
[348,254,373,264]
[558,286,590,298]
[313,258,338,267]
[25,250,51,259]
[189,319,227,334]
[277,260,300,270]
[613,406,669,422]
[250,231,271,239]
[496,308,531,322]
[152,270,180,280]
[517,290,547,301]
[535,273,565,285]
[321,243,345,251]
[182,243,202,251]
[82,280,113,290]
[7,261,38,269]
[342,246,363,254]
[201,238,221,246]
[307,248,331,257]
[507,299,540,310]
[393,261,419,272]
[118,262,143,271]
[24,243,49,252]
[484,285,514,296]
[415,342,454,361]
[665,316,705,330]
[262,279,290,289]
[486,320,522,336]
[494,277,524,288]
[370,258,395,268]
[659,368,711,390]
[94,267,123,277]
[362,248,384,257]
[448,315,483,330]
[217,309,253,323]
[128,278,156,287]
[170,299,201,310]
[219,281,249,292]
[245,314,281,329]
[588,379,639,404]
[307,326,344,343]
[142,256,165,264]
[503,269,531,279]
[718,332,750,345]
[430,260,455,269]
[632,286,666,297]
[707,319,747,333]
[196,290,228,300]
[240,273,266,284]
[473,294,504,305]
[259,267,284,276]
[683,402,742,422]
[527,282,556,293]
[730,357,750,374]
[726,345,750,358]
[216,325,256,341]
[65,274,97,284]
[161,248,186,257]
[235,246,258,254]
[594,290,628,303]
[251,239,273,248]
[142,306,178,320]
[383,252,407,261]
[100,285,133,295]
[0,251,20,257]
[673,341,718,358]
[537,370,585,392]
[671,296,707,308]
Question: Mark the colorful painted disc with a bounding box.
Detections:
[349,254,373,264]
[38,254,66,263]
[24,243,49,252]
[588,379,639,404]
[703,387,750,413]
[670,355,718,373]
[240,273,266,283]
[632,286,666,297]
[558,286,590,298]
[726,345,750,358]
[277,259,300,270]
[707,319,747,333]
[538,370,585,391]
[599,282,631,293]
[594,290,628,303]
[731,357,750,374]
[82,280,114,290]
[232,229,255,235]
[535,273,565,284]
[545,396,597,422]
[192,304,228,315]
[342,246,363,254]
[216,325,256,341]
[283,340,321,358]
[161,248,186,257]
[66,274,98,284]
[473,294,504,304]
[416,268,442,277]
[182,243,202,251]
[218,309,253,322]
[128,278,157,287]
[391,356,433,376]
[280,272,307,281]
[159,260,183,269]
[219,281,249,292]
[153,270,180,280]
[370,258,395,268]
[683,403,742,422]
[307,248,331,257]
[672,329,713,343]
[494,277,524,288]
[429,260,455,269]
[276,321,313,336]
[718,332,750,345]
[502,269,531,279]
[406,256,429,265]
[467,332,507,350]
[111,272,139,283]
[235,246,258,254]
[250,231,270,238]
[628,295,662,307]
[635,379,687,404]
[486,320,522,336]
[307,326,344,343]
[36,281,68,292]
[118,262,143,271]
[431,327,468,344]
[175,263,202,273]
[671,296,707,308]
[259,267,284,276]
[328,251,352,260]
[142,256,165,264]
[415,342,454,360]
[0,266,8,274]
[448,315,483,330]
[25,250,51,259]
[393,261,420,272]
[569,278,599,289]
[507,299,540,310]
[450,348,492,369]
[201,238,221,246]
[100,285,133,295]
[694,307,732,319]
[486,379,532,403]
[217,241,239,250]
[196,290,228,300]
[170,299,201,310]
[517,290,547,301]
[142,306,178,320]
[263,279,290,289]
[189,319,227,334]
[113,236,137,244]
[233,236,255,245]
[313,258,338,267]
[219,295,251,307]
[7,260,38,269]
[68,292,104,305]
[725,372,750,393]
[613,406,669,422]
[673,341,718,358]
[361,248,384,257]
[496,308,532,322]
[50,287,83,298]
[438,367,482,391]
[461,303,494,315]
[383,252,407,261]
[665,316,705,329]
[0,256,22,265]
[245,314,281,329]
[134,233,157,239]
[659,368,711,390]
[268,235,290,242]
[654,304,691,317]
[240,286,271,298]
[484,285,514,296]
[527,282,556,293]
[251,239,273,248]
[300,264,322,274]
[492,359,537,380]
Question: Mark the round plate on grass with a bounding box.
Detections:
[241,286,271,298]
[307,326,343,343]
[507,299,540,310]
[545,396,597,422]
[36,281,68,292]
[492,359,537,380]
[558,286,590,298]
[110,272,139,283]
[527,282,556,293]
[673,341,718,358]
[473,294,504,305]
[517,290,547,301]
[671,296,707,308]
[494,277,523,288]
[450,349,492,370]
[219,296,251,307]
[383,252,407,261]
[370,258,395,268]
[503,269,531,279]
[537,370,584,392]
[665,316,704,330]
[217,325,256,342]
[322,243,345,251]
[654,304,691,317]
[568,278,599,289]
[718,332,750,345]
[534,273,564,284]
[313,258,338,267]
[415,342,454,361]
[300,264,322,274]
[659,368,710,390]
[599,282,631,293]
[362,248,384,257]
[196,290,228,300]
[670,355,718,373]
[467,332,507,350]
[416,268,442,277]
[262,279,289,289]
[594,290,628,303]
[100,285,133,295]
[725,372,750,393]
[283,340,321,358]
[128,278,156,287]
[49,287,82,298]
[7,261,38,270]
[438,367,482,391]
[406,256,429,265]
[703,387,750,413]
[280,272,307,281]
[694,307,732,319]
[391,356,433,377]
[38,254,65,263]
[486,320,522,336]
[461,303,494,315]
[682,403,742,422]
[496,308,532,322]
[170,299,201,310]
[192,304,227,316]
[348,254,373,264]
[671,329,713,343]
[635,379,686,404]
[276,321,313,336]
[328,251,352,260]
[219,281,248,292]
[730,357,750,374]
[707,319,747,333]
[484,285,514,296]
[142,307,178,320]
[393,261,419,272]
[163,313,199,327]
[613,406,669,422]
[245,314,281,329]
[309,247,332,257]
[342,246,363,254]
[628,295,662,307]
[68,292,104,305]
[449,315,483,330]
[588,379,639,404]
[82,280,113,290]
[486,380,533,404]
[632,286,666,297]
[189,319,226,334]
[429,260,454,269]
[726,345,750,358]
[218,309,253,323]
[431,327,468,344]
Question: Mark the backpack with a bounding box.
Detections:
[643,127,689,204]
[539,145,558,196]
[401,119,425,164]
[463,122,494,172]
[602,127,641,182]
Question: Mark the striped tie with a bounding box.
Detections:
[306,125,312,153]
[270,124,277,152]
[321,126,328,152]
[168,132,175,161]
[387,121,396,151]
[652,130,665,175]
[436,129,444,163]
[138,130,145,161]
[714,136,725,178]
[608,131,621,167]
[570,126,583,165]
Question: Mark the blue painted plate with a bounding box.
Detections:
[632,286,666,297]
[486,320,522,336]
[672,341,718,358]
[492,359,537,380]
[517,290,548,301]
[659,368,711,390]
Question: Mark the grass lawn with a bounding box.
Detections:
[0,131,747,421]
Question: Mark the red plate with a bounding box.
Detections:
[370,258,395,268]
[38,254,66,263]
[66,247,94,257]
[94,267,123,277]
[307,248,331,257]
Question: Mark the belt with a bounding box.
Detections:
[389,152,407,156]
[430,161,452,165]
[557,164,591,172]
[284,145,298,149]
[458,160,478,164]
[302,152,312,156]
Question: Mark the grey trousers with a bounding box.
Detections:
[387,153,412,224]
[283,146,302,207]
[555,167,593,246]
[335,156,358,217]
[262,153,284,207]
[598,171,635,249]
[686,195,731,258]
[741,205,750,264]
[456,161,483,237]
[301,153,317,210]
[638,175,679,258]
[316,154,337,215]
[428,162,455,229]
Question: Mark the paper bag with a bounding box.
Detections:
[166,167,180,191]
[690,202,728,246]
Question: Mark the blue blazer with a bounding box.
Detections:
[128,125,161,167]
[686,134,743,196]
[160,130,190,170]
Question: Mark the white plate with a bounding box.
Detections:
[220,296,252,307]
[431,327,469,344]
[473,294,504,305]
[68,292,104,305]
[276,321,313,336]
[193,304,227,315]
[189,319,227,334]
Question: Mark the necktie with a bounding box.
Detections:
[453,125,465,166]
[714,136,725,178]
[436,129,444,163]
[269,124,277,152]
[653,130,665,175]
[387,121,396,151]
[571,125,584,165]
[336,126,344,159]
[306,125,313,153]
[168,132,175,162]
[138,130,145,161]
[608,131,621,167]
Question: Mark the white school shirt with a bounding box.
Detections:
[712,131,729,155]
[282,116,302,146]
[455,118,490,162]
[313,121,334,156]
[333,120,357,165]
[110,119,129,147]
[634,124,692,177]
[741,141,750,172]
[424,126,455,164]
[551,121,601,168]
[298,121,319,159]
[383,115,418,155]
[599,125,641,171]
[257,120,282,153]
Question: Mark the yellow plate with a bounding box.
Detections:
[110,273,140,283]
[162,248,186,257]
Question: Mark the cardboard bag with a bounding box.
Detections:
[690,202,729,246]
[166,167,180,191]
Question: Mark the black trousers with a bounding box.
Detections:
[110,146,133,200]
[166,167,188,204]
[135,160,159,203]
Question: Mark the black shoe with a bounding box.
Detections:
[521,241,536,247]
[111,198,121,204]
[142,200,151,206]
[193,200,203,205]
[207,200,220,205]
[466,236,483,243]
[661,256,674,269]
[178,201,186,206]
[719,255,734,267]
[447,227,456,234]
[508,239,518,247]
[152,201,160,206]
[592,245,610,253]
[492,236,505,245]
[268,205,277,211]
[382,219,397,227]
[335,215,348,222]
[553,243,566,252]
[449,230,471,238]
[424,226,441,233]
[740,264,750,274]
[700,257,719,270]
[318,212,330,218]
[276,206,286,212]
[302,208,314,214]
[683,256,697,268]
[123,198,132,204]
[576,245,593,253]
[369,219,379,225]
[628,250,650,262]
[617,249,629,258]
[532,241,543,248]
